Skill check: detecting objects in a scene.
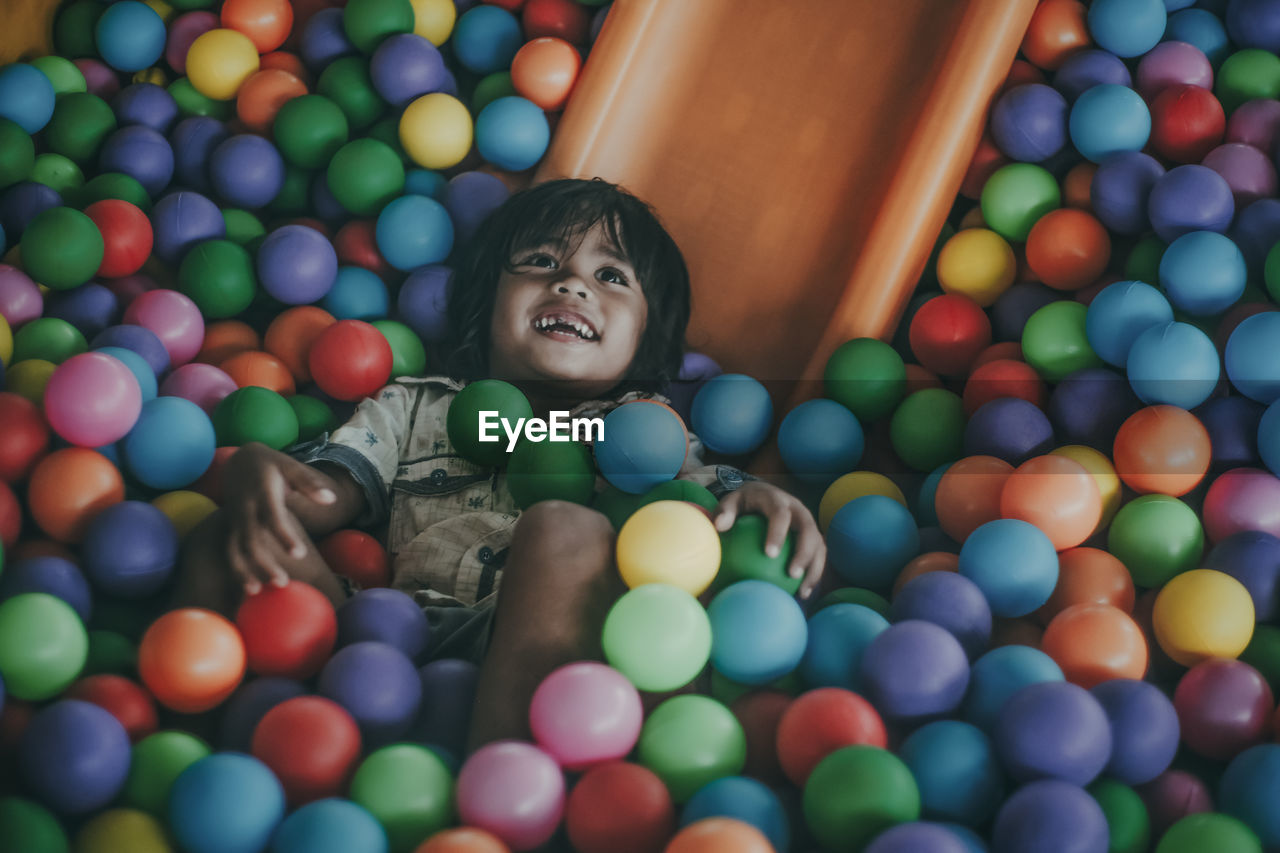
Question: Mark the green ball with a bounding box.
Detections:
[0,117,35,190]
[77,172,152,212]
[267,165,312,217]
[472,72,517,114]
[54,0,104,58]
[0,593,88,701]
[824,337,906,422]
[344,0,415,53]
[1264,243,1280,304]
[888,388,966,472]
[222,209,265,246]
[505,438,595,509]
[45,93,116,165]
[714,513,797,595]
[124,731,211,816]
[369,116,410,164]
[350,744,454,853]
[178,239,257,319]
[636,695,746,803]
[288,395,338,443]
[709,668,803,707]
[19,207,105,290]
[273,95,350,169]
[1022,300,1102,382]
[83,629,137,677]
[1126,234,1166,285]
[817,587,891,616]
[169,77,233,120]
[804,745,921,850]
[1089,779,1150,853]
[1107,494,1204,588]
[593,483,644,530]
[0,797,69,853]
[30,153,84,195]
[602,583,711,693]
[1156,813,1262,853]
[12,317,88,364]
[88,595,157,640]
[372,319,427,378]
[317,57,386,130]
[446,379,532,466]
[980,163,1061,242]
[213,386,300,450]
[30,56,86,97]
[1217,50,1280,115]
[1241,624,1280,694]
[638,479,718,513]
[327,138,405,215]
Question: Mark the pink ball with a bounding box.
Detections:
[1138,770,1212,838]
[73,58,121,100]
[1203,467,1280,543]
[102,272,159,311]
[1135,41,1214,101]
[43,352,143,446]
[1227,98,1280,153]
[0,264,43,327]
[1202,143,1278,208]
[159,363,239,415]
[123,289,205,367]
[529,662,643,772]
[456,741,565,851]
[166,11,219,75]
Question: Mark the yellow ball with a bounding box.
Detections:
[936,228,1016,307]
[152,491,218,539]
[186,29,260,101]
[0,314,11,366]
[133,67,168,86]
[616,500,720,595]
[818,471,907,533]
[75,809,173,853]
[1153,569,1254,667]
[412,0,457,45]
[1051,444,1122,528]
[7,359,57,404]
[140,0,174,22]
[400,93,473,170]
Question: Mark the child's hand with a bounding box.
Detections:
[712,481,826,600]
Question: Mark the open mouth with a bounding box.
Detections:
[532,311,600,342]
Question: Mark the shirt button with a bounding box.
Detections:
[430,468,447,483]
[478,546,494,563]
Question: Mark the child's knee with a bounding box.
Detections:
[513,500,614,556]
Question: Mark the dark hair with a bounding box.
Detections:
[434,178,691,397]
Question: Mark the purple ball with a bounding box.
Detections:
[889,572,991,660]
[667,351,724,424]
[963,397,1055,464]
[336,588,431,660]
[370,33,449,107]
[1226,0,1280,52]
[151,191,225,264]
[44,283,120,339]
[410,658,480,761]
[112,82,179,134]
[91,324,170,376]
[1227,98,1280,152]
[1230,198,1280,278]
[1138,770,1212,836]
[1091,679,1180,785]
[996,681,1112,785]
[209,134,284,210]
[989,84,1068,162]
[0,556,93,622]
[1198,395,1263,469]
[310,173,347,222]
[396,264,452,342]
[217,677,307,752]
[1135,40,1214,100]
[1091,150,1166,235]
[0,263,44,326]
[77,58,120,100]
[318,641,423,747]
[992,780,1110,853]
[1204,530,1280,620]
[442,171,509,244]
[19,700,132,816]
[859,620,970,722]
[300,8,356,71]
[1203,143,1277,208]
[99,125,174,197]
[0,180,63,242]
[990,283,1059,342]
[1148,164,1235,243]
[81,501,178,598]
[1053,50,1132,102]
[159,362,238,415]
[257,224,338,304]
[866,823,970,853]
[1047,367,1141,450]
[170,117,229,194]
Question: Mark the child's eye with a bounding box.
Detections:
[599,267,630,286]
[529,253,557,268]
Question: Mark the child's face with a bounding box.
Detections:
[488,222,648,398]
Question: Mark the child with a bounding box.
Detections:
[174,178,826,747]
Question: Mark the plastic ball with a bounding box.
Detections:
[1148,84,1224,164]
[273,95,349,170]
[614,500,718,595]
[1226,312,1280,405]
[0,554,87,624]
[1055,49,1132,101]
[909,293,991,376]
[826,495,919,591]
[0,593,88,701]
[95,1,166,72]
[777,398,863,486]
[122,396,217,489]
[889,388,967,472]
[98,125,173,197]
[1220,744,1280,849]
[65,674,157,742]
[1205,531,1280,619]
[336,587,429,660]
[1149,164,1235,244]
[42,351,141,447]
[898,720,1004,826]
[1203,143,1276,209]
[529,662,642,772]
[236,582,336,680]
[963,397,1054,466]
[1127,321,1220,410]
[935,229,1015,307]
[151,191,226,264]
[208,134,285,210]
[592,401,686,493]
[1160,230,1246,317]
[250,696,362,806]
[991,779,1110,853]
[445,379,531,466]
[1041,603,1148,688]
[168,753,285,853]
[452,5,522,73]
[511,36,580,111]
[138,608,245,713]
[990,83,1068,162]
[122,730,210,816]
[996,680,1112,785]
[892,571,991,660]
[1085,280,1173,369]
[957,519,1057,617]
[635,694,745,804]
[217,677,307,753]
[73,808,170,853]
[257,223,338,305]
[564,763,675,853]
[399,92,472,170]
[328,138,406,215]
[689,374,772,456]
[18,700,131,816]
[187,28,260,101]
[680,786,786,852]
[150,490,217,539]
[1174,659,1272,760]
[414,828,510,853]
[1025,208,1110,291]
[0,63,56,134]
[456,741,564,849]
[27,447,125,543]
[1107,494,1202,589]
[1153,569,1254,666]
[601,583,710,693]
[475,96,550,171]
[271,799,387,853]
[1022,300,1101,382]
[343,0,414,53]
[822,338,905,423]
[1091,151,1165,237]
[375,193,454,271]
[1070,84,1151,163]
[82,199,151,280]
[802,746,921,851]
[798,604,887,693]
[708,581,807,686]
[348,744,453,850]
[80,501,177,598]
[860,620,969,722]
[1113,405,1210,498]
[19,206,104,291]
[318,641,421,747]
[1085,679,1180,790]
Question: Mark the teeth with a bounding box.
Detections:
[534,315,597,340]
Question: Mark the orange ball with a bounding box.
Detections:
[1063,162,1097,210]
[1021,0,1091,70]
[198,320,261,365]
[1113,405,1211,497]
[236,68,308,134]
[958,206,988,230]
[893,551,960,598]
[1025,209,1111,291]
[260,50,309,84]
[221,0,294,53]
[1001,59,1047,93]
[1040,603,1148,688]
[962,358,1046,415]
[935,455,1014,543]
[1000,454,1102,551]
[264,306,336,385]
[960,132,1007,199]
[415,829,511,853]
[510,36,581,111]
[219,350,297,396]
[664,819,773,853]
[27,448,125,543]
[1037,546,1135,625]
[138,608,246,713]
[971,341,1023,370]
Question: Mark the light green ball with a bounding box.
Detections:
[602,583,711,693]
[1021,300,1102,382]
[350,744,454,853]
[0,593,88,701]
[980,163,1061,242]
[636,695,746,803]
[124,732,211,816]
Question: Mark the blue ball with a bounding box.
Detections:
[121,396,216,490]
[95,1,166,72]
[827,495,920,590]
[1149,164,1234,243]
[81,501,178,598]
[1166,8,1231,65]
[218,677,308,752]
[318,641,423,747]
[708,580,808,686]
[860,620,970,722]
[891,572,992,661]
[958,519,1058,618]
[323,267,389,320]
[210,134,285,210]
[442,171,509,244]
[150,191,226,264]
[0,181,62,243]
[375,194,454,271]
[989,84,1068,162]
[336,588,431,660]
[1091,151,1165,235]
[396,264,451,342]
[404,169,447,199]
[1126,320,1220,409]
[800,603,889,691]
[47,283,120,341]
[1088,0,1168,57]
[1257,398,1280,477]
[595,401,687,494]
[1220,743,1280,847]
[996,681,1112,786]
[1226,312,1280,404]
[690,374,773,457]
[1199,396,1264,470]
[1069,85,1151,164]
[94,345,157,401]
[1053,50,1133,102]
[475,96,550,172]
[1205,531,1280,621]
[112,83,178,134]
[300,8,356,71]
[452,6,523,74]
[682,777,789,852]
[271,799,389,853]
[0,63,55,134]
[777,398,864,486]
[0,556,92,622]
[899,720,1005,826]
[867,823,973,853]
[257,224,339,305]
[18,700,131,816]
[1091,679,1180,786]
[92,324,170,376]
[917,463,951,527]
[962,397,1054,465]
[1159,231,1246,316]
[170,753,286,853]
[991,780,1109,853]
[963,646,1064,733]
[0,221,6,256]
[99,125,174,197]
[1085,280,1174,368]
[369,33,448,107]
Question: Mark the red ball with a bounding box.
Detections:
[0,392,51,483]
[775,687,887,787]
[251,695,363,805]
[1150,84,1226,164]
[333,220,392,279]
[84,199,153,278]
[565,761,676,853]
[730,690,791,787]
[191,446,238,504]
[962,358,1046,415]
[522,0,590,43]
[908,293,992,376]
[1173,659,1273,760]
[65,674,159,742]
[0,480,20,550]
[317,529,390,588]
[236,581,338,680]
[308,319,394,402]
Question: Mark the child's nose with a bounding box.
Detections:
[554,279,589,299]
